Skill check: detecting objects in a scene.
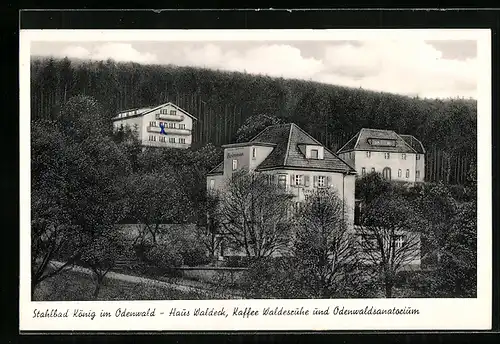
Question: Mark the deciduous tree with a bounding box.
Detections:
[293,189,361,298]
[216,170,294,258]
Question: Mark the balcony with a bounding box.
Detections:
[156,113,185,121]
[163,127,191,135]
[147,126,161,133]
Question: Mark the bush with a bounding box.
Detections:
[224,256,253,268]
[181,245,211,267]
[143,242,183,276]
[240,257,305,298]
[166,225,211,267]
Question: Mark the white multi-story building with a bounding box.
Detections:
[111,102,197,149]
[207,123,357,228]
[337,128,425,183]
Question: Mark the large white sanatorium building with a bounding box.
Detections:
[336,128,425,183]
[111,102,197,149]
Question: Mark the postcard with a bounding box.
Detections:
[19,27,492,332]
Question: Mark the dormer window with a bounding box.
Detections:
[368,138,396,147]
[311,149,319,159]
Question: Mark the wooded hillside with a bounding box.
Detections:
[30,56,477,185]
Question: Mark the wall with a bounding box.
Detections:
[416,154,425,182]
[272,169,355,230]
[206,174,226,193]
[249,145,275,171]
[223,146,251,177]
[354,150,417,182]
[113,116,143,140]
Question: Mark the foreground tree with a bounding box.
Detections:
[216,170,294,258]
[293,189,361,298]
[429,199,477,297]
[125,172,192,245]
[31,95,131,297]
[196,190,222,262]
[78,227,131,299]
[357,192,426,298]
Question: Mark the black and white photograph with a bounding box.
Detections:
[20,28,492,331]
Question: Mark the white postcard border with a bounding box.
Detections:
[19,29,492,331]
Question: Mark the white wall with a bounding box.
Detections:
[354,150,417,182]
[141,104,194,148]
[113,116,143,140]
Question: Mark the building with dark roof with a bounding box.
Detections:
[337,128,425,183]
[207,123,357,233]
[111,102,197,149]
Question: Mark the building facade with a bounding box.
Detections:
[111,102,197,149]
[206,123,357,257]
[336,128,425,183]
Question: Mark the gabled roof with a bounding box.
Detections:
[337,128,420,154]
[111,102,198,122]
[208,123,355,175]
[400,134,426,154]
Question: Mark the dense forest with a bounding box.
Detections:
[30,56,477,185]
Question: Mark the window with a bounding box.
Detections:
[295,175,303,186]
[252,147,257,159]
[416,170,420,179]
[382,167,392,180]
[210,179,215,190]
[366,151,371,158]
[398,169,402,177]
[170,110,177,115]
[402,153,407,160]
[384,152,390,159]
[169,137,175,143]
[277,174,287,189]
[294,202,301,213]
[232,159,238,171]
[169,122,174,128]
[179,138,186,144]
[361,168,366,176]
[393,235,405,249]
[406,169,410,178]
[371,167,375,173]
[159,136,166,143]
[317,175,326,187]
[311,149,319,159]
[179,123,186,129]
[149,121,157,127]
[416,154,420,160]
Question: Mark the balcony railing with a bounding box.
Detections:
[163,127,191,135]
[156,113,185,121]
[147,126,191,135]
[147,126,161,133]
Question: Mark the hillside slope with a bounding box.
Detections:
[30,56,477,184]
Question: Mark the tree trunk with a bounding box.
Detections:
[385,282,393,298]
[93,275,103,300]
[31,279,37,300]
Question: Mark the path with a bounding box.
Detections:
[50,261,241,299]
